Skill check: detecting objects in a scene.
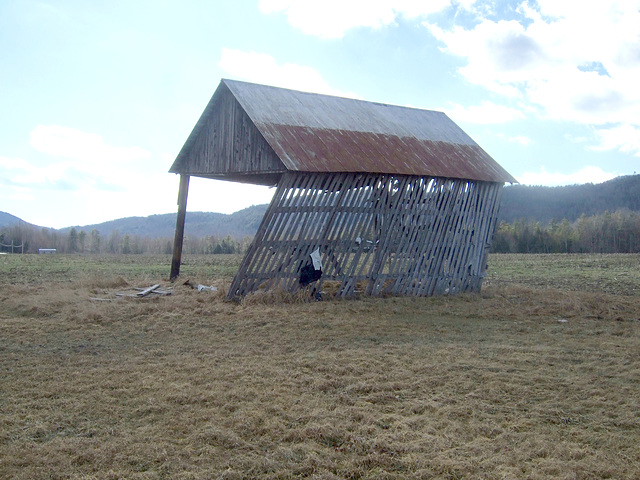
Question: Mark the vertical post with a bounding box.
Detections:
[170,174,190,281]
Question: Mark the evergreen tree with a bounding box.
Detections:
[90,229,101,253]
[107,230,121,253]
[78,230,87,253]
[122,234,132,254]
[68,228,79,253]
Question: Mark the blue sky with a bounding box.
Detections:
[1,0,639,228]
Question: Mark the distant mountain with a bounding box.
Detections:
[499,174,640,224]
[59,204,269,238]
[0,211,35,228]
[5,175,640,240]
[74,175,639,237]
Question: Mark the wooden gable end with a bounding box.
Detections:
[170,83,287,185]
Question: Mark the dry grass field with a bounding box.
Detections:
[1,253,639,479]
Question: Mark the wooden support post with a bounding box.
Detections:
[170,174,190,281]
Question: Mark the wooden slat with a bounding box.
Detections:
[137,284,161,297]
[227,172,504,299]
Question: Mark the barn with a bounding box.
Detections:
[169,79,516,299]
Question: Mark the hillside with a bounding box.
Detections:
[59,204,268,239]
[499,174,640,224]
[4,175,640,241]
[0,211,33,228]
[68,174,640,238]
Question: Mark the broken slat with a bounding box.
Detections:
[133,286,172,294]
[137,284,161,297]
[229,172,503,299]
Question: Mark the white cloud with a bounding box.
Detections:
[424,0,640,130]
[446,101,524,124]
[256,0,640,147]
[0,156,35,172]
[494,132,532,147]
[3,159,168,228]
[0,155,51,188]
[6,125,154,193]
[6,190,35,203]
[2,126,170,227]
[30,125,150,164]
[2,124,276,228]
[518,166,618,187]
[508,135,532,147]
[564,133,588,144]
[258,0,450,39]
[218,48,358,97]
[590,124,640,157]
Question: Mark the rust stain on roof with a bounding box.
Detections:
[172,79,517,184]
[259,125,514,183]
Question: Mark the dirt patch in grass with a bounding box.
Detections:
[1,254,639,478]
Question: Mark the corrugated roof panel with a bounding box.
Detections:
[227,80,472,141]
[223,79,516,183]
[256,124,511,183]
[172,79,517,184]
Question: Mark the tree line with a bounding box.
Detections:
[0,224,251,255]
[4,208,640,256]
[499,175,640,224]
[492,209,640,254]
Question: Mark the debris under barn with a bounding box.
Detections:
[169,79,516,299]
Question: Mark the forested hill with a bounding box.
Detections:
[59,204,268,239]
[0,211,35,228]
[499,174,640,224]
[4,175,640,241]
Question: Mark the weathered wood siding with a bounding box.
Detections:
[179,85,285,178]
[228,172,503,298]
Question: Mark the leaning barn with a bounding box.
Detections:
[169,79,516,299]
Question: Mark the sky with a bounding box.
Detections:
[1,0,639,229]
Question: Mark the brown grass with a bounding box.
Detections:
[1,254,639,479]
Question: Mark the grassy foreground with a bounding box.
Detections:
[1,254,639,479]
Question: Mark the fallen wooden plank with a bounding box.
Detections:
[137,284,161,297]
[114,286,172,298]
[133,286,172,295]
[151,289,172,295]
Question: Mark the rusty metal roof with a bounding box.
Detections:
[173,79,517,184]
